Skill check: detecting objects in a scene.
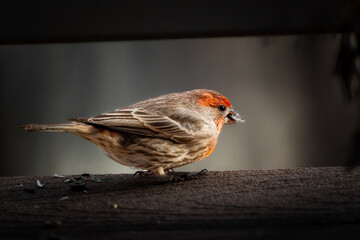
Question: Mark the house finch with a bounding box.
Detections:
[19,89,244,177]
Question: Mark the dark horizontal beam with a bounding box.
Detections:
[1,167,360,239]
[0,0,351,44]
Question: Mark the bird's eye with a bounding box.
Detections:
[218,105,226,111]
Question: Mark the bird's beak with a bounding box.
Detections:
[225,109,245,125]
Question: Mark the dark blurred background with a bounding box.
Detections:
[0,1,359,176]
[1,35,357,176]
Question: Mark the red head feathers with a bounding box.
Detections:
[195,90,231,109]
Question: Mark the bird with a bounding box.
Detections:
[19,89,244,179]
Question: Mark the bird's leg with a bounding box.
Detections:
[168,169,208,182]
[133,170,153,178]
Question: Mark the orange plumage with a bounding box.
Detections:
[19,89,244,176]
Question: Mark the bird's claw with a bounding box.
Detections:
[169,175,186,182]
[133,170,152,178]
[134,169,208,181]
[197,168,208,176]
[169,169,208,182]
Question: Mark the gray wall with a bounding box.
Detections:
[1,35,357,176]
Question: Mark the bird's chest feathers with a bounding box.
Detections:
[203,138,218,157]
[201,117,223,158]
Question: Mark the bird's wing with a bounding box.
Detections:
[86,108,204,143]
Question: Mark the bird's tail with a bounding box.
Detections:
[17,122,94,134]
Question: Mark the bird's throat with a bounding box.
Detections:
[215,117,224,133]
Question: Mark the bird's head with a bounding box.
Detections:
[193,89,245,132]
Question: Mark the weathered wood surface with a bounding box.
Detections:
[1,167,360,239]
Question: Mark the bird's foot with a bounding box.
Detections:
[133,170,153,178]
[168,169,208,182]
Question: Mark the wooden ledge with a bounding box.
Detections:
[1,167,360,239]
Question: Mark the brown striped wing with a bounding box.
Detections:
[87,108,197,143]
